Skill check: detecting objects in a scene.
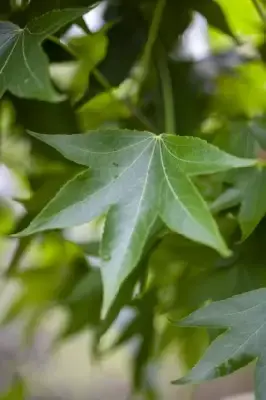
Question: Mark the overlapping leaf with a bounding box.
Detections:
[0,8,86,101]
[175,288,266,400]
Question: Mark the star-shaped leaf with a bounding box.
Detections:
[0,8,86,101]
[175,288,266,400]
[17,130,256,314]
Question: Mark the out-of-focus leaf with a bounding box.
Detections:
[61,268,102,338]
[111,289,158,397]
[0,9,87,101]
[168,60,210,136]
[154,227,266,372]
[78,90,130,130]
[87,2,147,98]
[159,323,209,373]
[195,0,238,43]
[67,30,108,101]
[0,377,26,400]
[2,235,86,326]
[0,199,15,235]
[176,223,266,310]
[239,168,266,239]
[18,130,256,314]
[215,119,266,238]
[214,63,266,118]
[208,0,262,50]
[211,187,241,214]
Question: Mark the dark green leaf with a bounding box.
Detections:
[174,288,266,400]
[0,9,86,100]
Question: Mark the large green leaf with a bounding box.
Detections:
[175,288,266,400]
[18,130,256,314]
[0,8,86,101]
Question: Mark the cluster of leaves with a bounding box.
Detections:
[1,0,266,398]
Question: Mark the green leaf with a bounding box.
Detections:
[68,30,108,101]
[215,119,266,238]
[214,0,262,37]
[61,268,102,338]
[174,288,266,400]
[0,377,26,400]
[78,89,130,130]
[208,0,262,50]
[0,8,86,101]
[239,168,266,239]
[214,63,266,118]
[18,130,256,314]
[211,187,241,214]
[195,0,238,42]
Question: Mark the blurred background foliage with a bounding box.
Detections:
[1,0,266,398]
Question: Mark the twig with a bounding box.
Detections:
[156,46,176,133]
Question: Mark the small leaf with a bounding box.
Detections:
[0,8,87,101]
[61,268,102,338]
[68,30,108,101]
[174,288,266,400]
[18,130,256,314]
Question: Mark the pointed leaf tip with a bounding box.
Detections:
[20,130,257,312]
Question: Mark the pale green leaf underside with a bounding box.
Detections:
[18,129,256,314]
[176,288,266,400]
[0,9,86,101]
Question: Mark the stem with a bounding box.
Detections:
[157,47,176,133]
[251,0,266,22]
[142,0,167,74]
